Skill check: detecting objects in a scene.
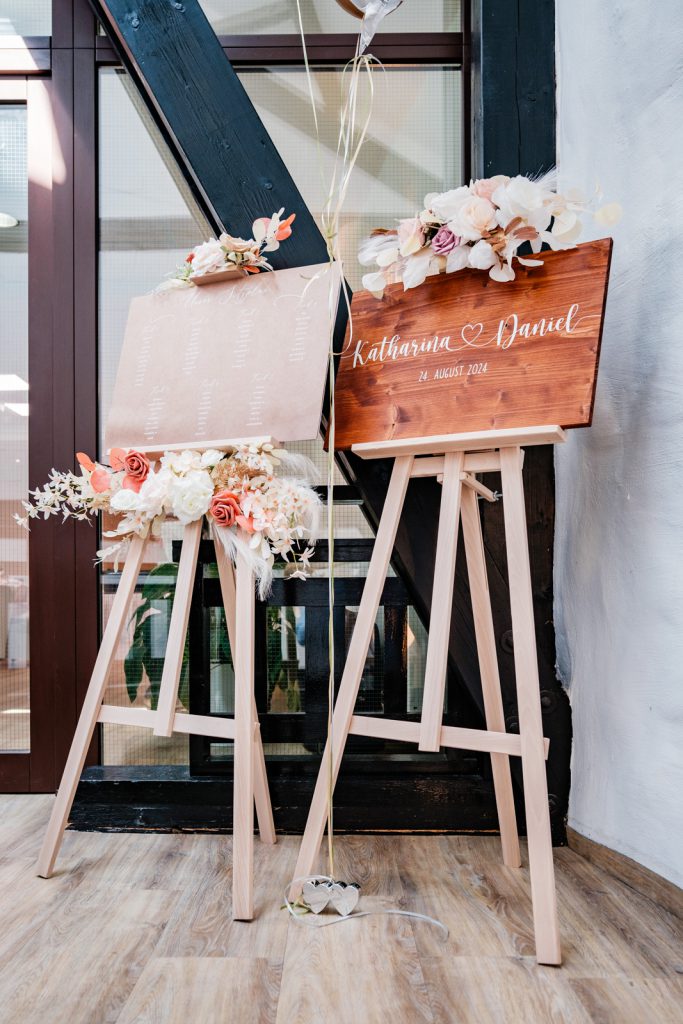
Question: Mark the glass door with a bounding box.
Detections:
[0,76,53,790]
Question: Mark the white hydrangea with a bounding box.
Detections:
[161,449,202,474]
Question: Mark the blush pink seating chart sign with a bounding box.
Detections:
[105,262,340,451]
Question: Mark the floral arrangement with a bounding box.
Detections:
[16,443,319,596]
[167,209,296,287]
[359,171,621,297]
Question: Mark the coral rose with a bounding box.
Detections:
[122,450,150,493]
[209,490,241,528]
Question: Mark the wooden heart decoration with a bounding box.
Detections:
[329,881,361,917]
[302,880,332,914]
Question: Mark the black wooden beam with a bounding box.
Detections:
[471,0,571,839]
[88,0,321,257]
[71,765,502,835]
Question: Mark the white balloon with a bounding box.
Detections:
[335,0,404,52]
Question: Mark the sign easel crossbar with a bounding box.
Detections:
[291,425,564,965]
[36,517,274,922]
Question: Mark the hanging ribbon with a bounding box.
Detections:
[294,0,380,883]
[287,2,447,939]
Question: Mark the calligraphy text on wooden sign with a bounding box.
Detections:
[105,262,340,452]
[333,238,612,448]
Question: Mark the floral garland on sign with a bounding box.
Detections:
[164,209,296,288]
[359,171,621,297]
[16,443,319,597]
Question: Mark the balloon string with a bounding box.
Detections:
[294,0,379,881]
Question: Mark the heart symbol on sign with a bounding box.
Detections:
[461,322,484,346]
[302,880,332,914]
[329,882,361,917]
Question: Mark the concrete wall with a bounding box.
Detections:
[554,0,683,885]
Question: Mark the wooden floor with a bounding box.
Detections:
[1,795,681,1024]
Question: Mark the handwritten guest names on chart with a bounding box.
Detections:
[290,297,314,365]
[195,379,220,439]
[232,305,257,371]
[181,316,207,377]
[143,383,169,442]
[105,261,341,451]
[133,317,164,389]
[246,372,270,430]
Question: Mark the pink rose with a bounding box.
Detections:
[472,175,510,202]
[122,450,150,494]
[397,216,425,257]
[209,490,241,528]
[431,226,460,255]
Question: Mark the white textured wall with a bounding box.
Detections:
[554,0,683,885]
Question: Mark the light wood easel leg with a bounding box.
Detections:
[500,446,561,965]
[215,541,275,845]
[419,451,465,752]
[36,535,147,878]
[461,485,521,868]
[290,455,414,897]
[232,551,255,920]
[154,519,203,737]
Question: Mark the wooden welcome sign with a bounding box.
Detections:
[333,238,612,448]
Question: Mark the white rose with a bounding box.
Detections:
[161,449,201,474]
[190,238,225,276]
[110,488,140,513]
[200,449,225,469]
[492,175,552,232]
[136,468,172,518]
[170,470,214,525]
[428,185,471,222]
[449,196,498,242]
[467,240,497,270]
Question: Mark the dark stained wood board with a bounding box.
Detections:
[334,238,612,449]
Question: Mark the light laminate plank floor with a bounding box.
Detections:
[0,795,681,1024]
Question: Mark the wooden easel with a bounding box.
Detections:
[292,425,564,965]
[36,510,275,922]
